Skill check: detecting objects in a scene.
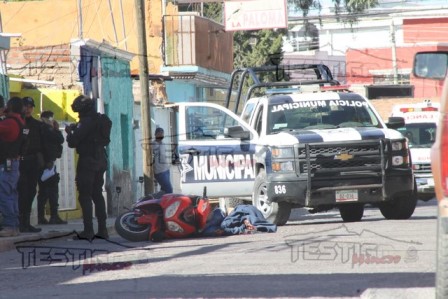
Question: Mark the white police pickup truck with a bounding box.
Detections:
[170,64,417,225]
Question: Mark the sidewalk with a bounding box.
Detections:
[0,218,116,253]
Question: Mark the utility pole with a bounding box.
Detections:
[390,20,398,85]
[135,0,154,195]
[78,0,83,39]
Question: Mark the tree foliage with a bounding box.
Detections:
[233,30,285,69]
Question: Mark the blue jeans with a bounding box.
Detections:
[154,170,173,193]
[0,160,20,228]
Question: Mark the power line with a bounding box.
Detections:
[107,0,119,46]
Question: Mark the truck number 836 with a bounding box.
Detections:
[274,185,286,194]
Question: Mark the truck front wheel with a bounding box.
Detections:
[379,190,417,220]
[252,169,291,226]
[339,204,364,222]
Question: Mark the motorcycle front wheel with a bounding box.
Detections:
[115,211,151,242]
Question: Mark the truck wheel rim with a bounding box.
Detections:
[257,184,272,216]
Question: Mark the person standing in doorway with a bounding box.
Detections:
[37,110,66,225]
[66,95,110,240]
[18,97,42,233]
[0,97,26,237]
[152,127,173,196]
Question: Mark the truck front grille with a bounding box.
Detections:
[297,140,383,174]
[413,163,432,173]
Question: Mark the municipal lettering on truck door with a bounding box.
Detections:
[177,103,258,197]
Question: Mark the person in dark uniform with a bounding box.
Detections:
[37,110,66,225]
[66,95,109,240]
[0,97,25,237]
[18,97,42,233]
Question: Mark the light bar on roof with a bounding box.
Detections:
[320,85,351,91]
[399,107,438,113]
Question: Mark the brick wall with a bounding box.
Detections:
[7,44,78,88]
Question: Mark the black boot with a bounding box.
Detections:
[73,230,95,241]
[96,221,109,240]
[19,214,42,233]
[38,217,49,225]
[37,195,48,225]
[49,215,67,225]
[73,221,94,241]
[48,180,65,224]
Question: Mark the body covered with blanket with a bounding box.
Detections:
[202,205,277,236]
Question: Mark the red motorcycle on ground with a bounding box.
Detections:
[115,187,211,242]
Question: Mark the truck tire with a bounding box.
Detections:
[436,215,448,298]
[339,204,364,222]
[379,190,417,220]
[252,169,291,226]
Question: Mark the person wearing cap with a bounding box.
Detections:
[17,96,43,233]
[37,110,66,225]
[0,97,26,237]
[152,127,173,196]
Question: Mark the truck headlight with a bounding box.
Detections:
[391,141,403,151]
[392,155,410,166]
[272,147,294,158]
[392,156,404,166]
[272,161,294,172]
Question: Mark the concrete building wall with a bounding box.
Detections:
[319,19,404,55]
[1,0,177,74]
[403,17,448,43]
[283,50,346,83]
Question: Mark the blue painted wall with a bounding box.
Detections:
[100,57,136,198]
[165,81,198,102]
[0,74,8,99]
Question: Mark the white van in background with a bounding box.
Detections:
[391,100,438,201]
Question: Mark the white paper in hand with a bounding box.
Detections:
[41,166,56,182]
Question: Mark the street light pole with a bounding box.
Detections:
[135,0,154,195]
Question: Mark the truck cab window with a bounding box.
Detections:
[185,106,240,140]
[254,106,264,135]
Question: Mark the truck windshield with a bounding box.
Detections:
[397,123,437,148]
[267,99,381,134]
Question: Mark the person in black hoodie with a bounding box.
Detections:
[66,95,109,240]
[17,97,42,233]
[37,110,66,225]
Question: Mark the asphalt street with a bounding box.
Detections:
[0,200,437,299]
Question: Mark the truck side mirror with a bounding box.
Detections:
[386,116,405,129]
[224,125,250,140]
